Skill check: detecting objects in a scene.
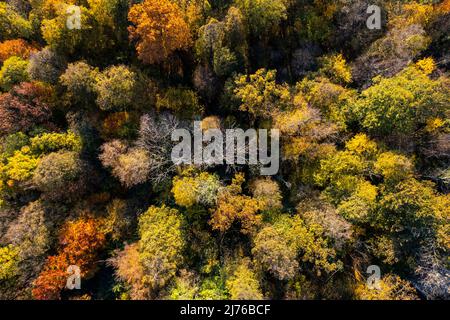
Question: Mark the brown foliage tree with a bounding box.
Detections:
[0,82,53,134]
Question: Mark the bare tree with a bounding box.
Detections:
[414,241,449,299]
[136,113,180,184]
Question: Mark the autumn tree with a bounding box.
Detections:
[30,131,82,154]
[172,170,221,208]
[0,245,20,281]
[32,150,87,200]
[99,140,151,188]
[28,48,67,84]
[250,178,282,212]
[226,259,263,300]
[137,205,185,294]
[0,56,29,91]
[252,225,298,280]
[273,215,342,276]
[210,173,262,235]
[128,0,192,65]
[0,2,32,40]
[5,201,52,269]
[32,218,106,300]
[234,0,287,36]
[109,243,146,299]
[0,39,37,63]
[156,87,204,118]
[0,82,54,135]
[94,65,137,111]
[318,53,352,85]
[60,61,99,107]
[354,274,418,300]
[353,62,448,138]
[233,69,291,119]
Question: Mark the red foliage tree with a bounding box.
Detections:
[0,82,54,134]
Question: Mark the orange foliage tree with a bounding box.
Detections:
[210,173,262,235]
[0,39,38,63]
[32,218,106,300]
[128,0,192,65]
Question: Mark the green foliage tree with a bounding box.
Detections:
[353,64,448,136]
[0,56,29,91]
[94,65,137,111]
[0,2,32,40]
[234,0,287,36]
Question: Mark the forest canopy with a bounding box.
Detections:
[0,0,448,301]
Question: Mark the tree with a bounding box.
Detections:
[318,53,352,85]
[376,178,445,237]
[353,63,448,137]
[99,141,151,188]
[250,178,282,212]
[5,201,52,266]
[60,61,99,107]
[0,245,20,281]
[156,87,204,118]
[233,69,291,119]
[234,0,287,36]
[39,1,121,55]
[354,274,418,300]
[94,65,136,111]
[0,39,38,63]
[102,199,132,242]
[100,112,137,139]
[30,131,82,154]
[0,56,29,91]
[167,269,200,300]
[32,218,106,300]
[98,139,128,169]
[226,259,263,300]
[296,76,356,131]
[137,205,185,294]
[1,147,39,189]
[172,170,221,207]
[352,24,430,86]
[0,2,32,40]
[210,173,262,235]
[194,16,240,78]
[112,148,151,188]
[374,151,413,184]
[109,243,146,299]
[275,215,342,276]
[136,113,181,184]
[31,254,68,300]
[273,103,337,163]
[128,0,192,64]
[252,226,298,280]
[28,47,67,84]
[32,150,86,200]
[0,82,54,135]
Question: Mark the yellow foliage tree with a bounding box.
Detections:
[128,0,192,65]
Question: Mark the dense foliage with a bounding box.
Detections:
[0,0,448,300]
